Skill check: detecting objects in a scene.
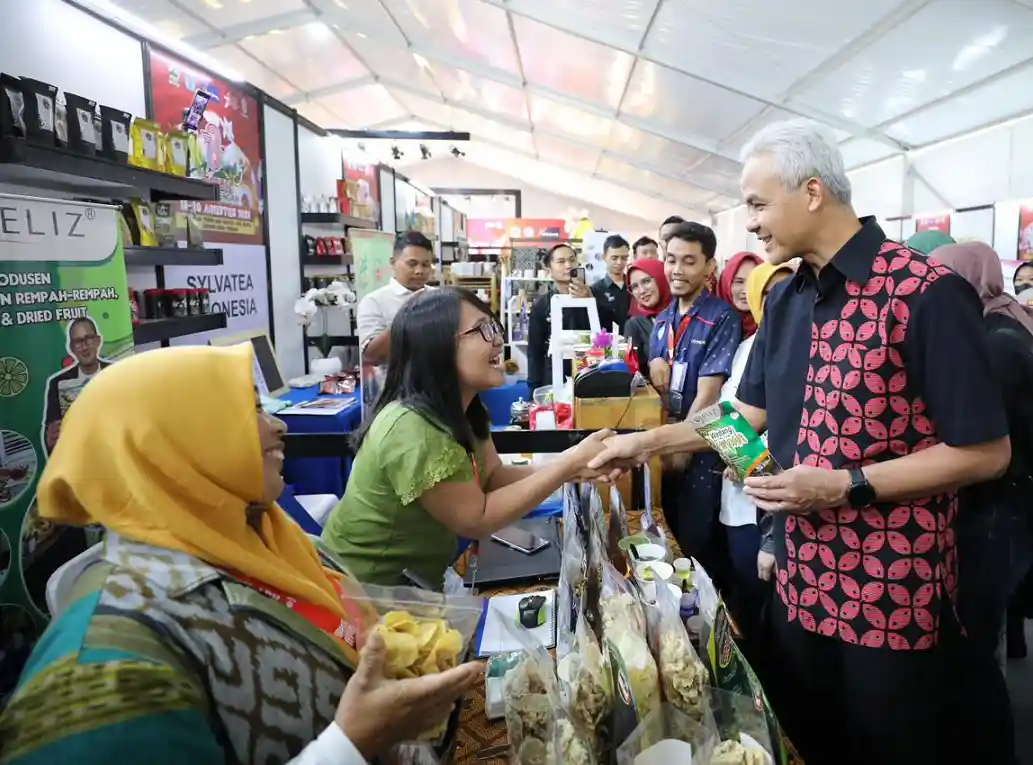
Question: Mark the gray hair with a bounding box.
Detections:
[739,119,852,205]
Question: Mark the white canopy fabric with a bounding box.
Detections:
[112,0,1033,220]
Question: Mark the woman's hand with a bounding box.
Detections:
[335,631,484,760]
[561,429,615,480]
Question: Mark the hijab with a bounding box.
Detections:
[717,251,762,336]
[627,258,671,318]
[745,262,794,326]
[37,344,361,664]
[932,242,1033,338]
[906,230,955,255]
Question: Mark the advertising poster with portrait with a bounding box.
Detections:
[148,49,270,345]
[0,193,131,697]
[337,160,380,224]
[914,214,951,235]
[1018,205,1033,261]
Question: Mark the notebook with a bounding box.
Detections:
[472,589,557,658]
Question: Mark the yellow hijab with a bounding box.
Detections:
[37,344,357,659]
[746,262,794,325]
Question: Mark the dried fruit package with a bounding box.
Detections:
[557,589,612,744]
[687,401,781,481]
[647,579,710,723]
[614,704,718,765]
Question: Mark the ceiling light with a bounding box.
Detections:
[419,144,432,160]
[78,0,245,81]
[451,146,466,158]
[391,146,403,160]
[333,0,349,7]
[356,32,367,38]
[202,0,222,8]
[267,28,284,35]
[412,53,431,70]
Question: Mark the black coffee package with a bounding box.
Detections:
[0,74,25,138]
[98,105,131,163]
[65,93,98,156]
[19,77,57,146]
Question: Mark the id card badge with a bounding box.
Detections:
[670,361,688,394]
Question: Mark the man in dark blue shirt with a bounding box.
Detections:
[649,222,740,572]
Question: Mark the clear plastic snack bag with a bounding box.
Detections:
[337,581,485,744]
[556,517,588,659]
[557,589,612,743]
[500,615,594,765]
[648,579,711,722]
[707,689,776,765]
[615,704,718,765]
[601,560,647,639]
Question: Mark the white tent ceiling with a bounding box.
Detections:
[109,0,1033,220]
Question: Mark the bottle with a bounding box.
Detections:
[674,557,700,622]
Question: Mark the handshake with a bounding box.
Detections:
[557,429,652,483]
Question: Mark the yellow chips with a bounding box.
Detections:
[374,610,465,680]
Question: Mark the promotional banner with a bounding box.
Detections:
[337,160,380,223]
[467,218,566,248]
[165,244,270,345]
[0,193,131,696]
[351,229,396,421]
[914,214,951,235]
[1018,205,1033,260]
[148,48,265,246]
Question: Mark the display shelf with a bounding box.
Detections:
[304,334,358,348]
[124,246,223,267]
[301,212,377,228]
[0,137,219,201]
[302,254,350,267]
[133,313,226,345]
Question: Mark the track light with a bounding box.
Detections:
[391,145,403,160]
[450,145,466,158]
[419,144,431,160]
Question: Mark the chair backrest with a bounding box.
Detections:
[45,542,104,617]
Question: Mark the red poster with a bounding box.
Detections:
[1018,205,1033,261]
[337,161,379,224]
[914,214,951,235]
[467,218,566,248]
[148,49,264,245]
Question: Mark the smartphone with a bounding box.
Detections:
[491,525,551,555]
[570,266,586,283]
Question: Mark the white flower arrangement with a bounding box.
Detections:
[293,281,356,327]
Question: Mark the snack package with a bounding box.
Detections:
[338,582,484,745]
[614,704,718,765]
[687,402,781,481]
[501,617,593,765]
[706,604,796,765]
[1,74,26,137]
[166,130,189,175]
[130,200,157,246]
[582,484,608,644]
[707,689,775,765]
[556,590,612,742]
[648,581,710,722]
[556,507,587,659]
[129,118,161,170]
[601,562,660,750]
[154,202,177,247]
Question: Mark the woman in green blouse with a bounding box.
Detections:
[322,288,609,586]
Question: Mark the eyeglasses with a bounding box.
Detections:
[458,319,503,343]
[70,334,99,347]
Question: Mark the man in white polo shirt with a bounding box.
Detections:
[357,231,434,405]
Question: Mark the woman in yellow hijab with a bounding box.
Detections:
[0,345,481,765]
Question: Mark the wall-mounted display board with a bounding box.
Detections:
[147,48,270,346]
[338,160,380,225]
[0,194,131,694]
[950,206,995,247]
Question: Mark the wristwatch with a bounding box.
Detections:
[846,467,877,508]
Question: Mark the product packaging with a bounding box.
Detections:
[707,689,775,765]
[1,74,25,137]
[19,77,57,146]
[648,580,710,722]
[64,93,98,155]
[54,98,67,147]
[127,200,157,246]
[556,589,612,753]
[166,289,189,318]
[129,289,141,325]
[98,106,131,163]
[166,130,189,176]
[129,118,161,170]
[337,582,484,745]
[154,202,177,246]
[143,288,166,319]
[614,704,718,765]
[556,501,588,658]
[687,401,781,481]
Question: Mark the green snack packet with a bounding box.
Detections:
[687,401,781,481]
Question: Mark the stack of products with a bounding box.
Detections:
[131,287,211,324]
[492,482,797,765]
[0,72,207,177]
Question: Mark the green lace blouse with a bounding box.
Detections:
[321,402,483,587]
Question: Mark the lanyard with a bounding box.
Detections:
[666,314,693,363]
[232,572,358,649]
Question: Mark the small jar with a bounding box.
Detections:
[167,289,189,317]
[144,288,166,319]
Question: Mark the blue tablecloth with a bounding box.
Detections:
[280,386,361,497]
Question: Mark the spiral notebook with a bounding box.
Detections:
[472,589,557,658]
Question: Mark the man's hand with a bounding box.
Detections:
[569,280,592,299]
[585,430,652,477]
[45,421,61,452]
[743,466,850,514]
[335,632,484,760]
[757,551,775,581]
[648,358,670,396]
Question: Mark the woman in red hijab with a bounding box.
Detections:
[716,252,762,337]
[624,258,671,376]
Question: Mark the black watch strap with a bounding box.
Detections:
[847,467,875,508]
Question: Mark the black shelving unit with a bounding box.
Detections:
[0,137,218,202]
[301,254,351,268]
[133,313,227,345]
[124,246,223,267]
[300,211,377,228]
[304,334,358,348]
